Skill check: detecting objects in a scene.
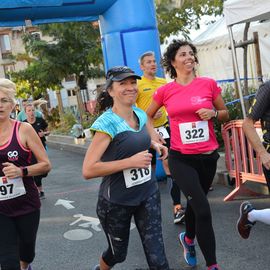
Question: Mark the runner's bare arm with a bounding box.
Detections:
[82,132,152,179]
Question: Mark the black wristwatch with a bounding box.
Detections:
[21,167,28,176]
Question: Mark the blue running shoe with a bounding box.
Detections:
[179,232,197,267]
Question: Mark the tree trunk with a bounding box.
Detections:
[75,86,84,124]
[55,90,64,114]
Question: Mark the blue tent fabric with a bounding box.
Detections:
[0,0,163,77]
[0,0,63,8]
[0,0,117,26]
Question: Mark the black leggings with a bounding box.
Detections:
[168,149,219,267]
[169,179,181,205]
[96,192,169,270]
[262,165,270,193]
[0,210,40,270]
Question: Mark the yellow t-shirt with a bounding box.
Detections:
[137,76,168,128]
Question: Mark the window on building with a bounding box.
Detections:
[65,74,76,82]
[0,34,11,53]
[31,32,41,40]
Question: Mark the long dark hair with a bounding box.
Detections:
[162,39,198,79]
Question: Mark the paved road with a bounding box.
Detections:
[32,148,270,270]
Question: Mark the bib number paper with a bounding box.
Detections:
[155,126,170,139]
[0,176,26,201]
[123,166,151,188]
[179,121,209,144]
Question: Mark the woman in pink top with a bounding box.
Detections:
[147,40,229,270]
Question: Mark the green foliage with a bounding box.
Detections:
[24,22,104,79]
[47,109,100,135]
[81,112,101,129]
[46,107,61,130]
[11,22,104,99]
[11,60,62,99]
[50,108,77,134]
[156,0,223,43]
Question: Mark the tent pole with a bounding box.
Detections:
[228,26,246,118]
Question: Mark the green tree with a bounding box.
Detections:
[23,22,104,81]
[156,0,223,43]
[11,21,104,100]
[12,59,62,100]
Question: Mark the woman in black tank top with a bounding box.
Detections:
[0,78,51,270]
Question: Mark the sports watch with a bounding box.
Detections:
[21,166,28,176]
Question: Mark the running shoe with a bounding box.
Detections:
[174,208,185,224]
[237,201,256,239]
[207,265,220,270]
[92,265,100,270]
[179,232,197,266]
[28,265,32,270]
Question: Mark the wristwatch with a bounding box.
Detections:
[21,166,28,176]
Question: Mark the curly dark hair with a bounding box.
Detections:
[162,39,198,79]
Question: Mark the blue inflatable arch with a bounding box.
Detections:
[0,0,166,180]
[0,0,163,76]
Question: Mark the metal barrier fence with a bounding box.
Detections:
[221,120,266,201]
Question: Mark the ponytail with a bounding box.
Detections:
[96,89,113,114]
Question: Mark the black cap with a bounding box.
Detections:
[105,66,141,89]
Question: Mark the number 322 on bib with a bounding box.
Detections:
[179,121,209,144]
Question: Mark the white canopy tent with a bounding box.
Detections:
[223,0,270,117]
[224,0,270,26]
[193,17,270,83]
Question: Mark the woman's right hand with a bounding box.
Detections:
[128,150,152,169]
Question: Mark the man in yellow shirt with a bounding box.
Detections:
[137,51,185,224]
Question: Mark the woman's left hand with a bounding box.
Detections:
[196,108,215,121]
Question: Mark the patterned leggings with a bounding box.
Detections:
[96,191,169,270]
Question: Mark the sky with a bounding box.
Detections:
[160,15,221,53]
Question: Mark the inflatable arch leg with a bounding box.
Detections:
[99,0,164,77]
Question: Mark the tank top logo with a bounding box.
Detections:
[191,96,207,105]
[7,150,19,161]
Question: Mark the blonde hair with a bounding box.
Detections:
[0,78,16,105]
